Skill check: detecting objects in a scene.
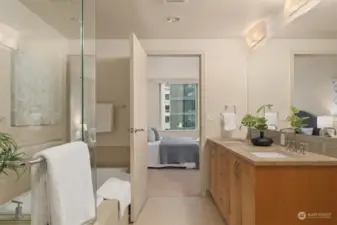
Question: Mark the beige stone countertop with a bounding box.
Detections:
[207,138,337,166]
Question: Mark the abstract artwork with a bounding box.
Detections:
[10,49,61,126]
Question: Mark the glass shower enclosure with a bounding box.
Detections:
[0,0,96,224]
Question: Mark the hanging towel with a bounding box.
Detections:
[31,142,95,225]
[97,177,131,218]
[265,112,278,130]
[221,112,237,131]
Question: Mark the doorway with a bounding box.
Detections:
[146,55,202,197]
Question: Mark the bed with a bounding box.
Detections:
[148,136,199,169]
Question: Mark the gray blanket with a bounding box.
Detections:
[159,136,199,168]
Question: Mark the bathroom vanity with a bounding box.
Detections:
[206,138,337,225]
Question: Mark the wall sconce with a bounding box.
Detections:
[284,0,322,23]
[244,20,267,50]
[0,23,19,49]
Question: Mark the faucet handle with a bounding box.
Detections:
[11,200,23,206]
[302,142,309,154]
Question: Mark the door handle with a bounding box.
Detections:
[135,129,144,133]
[129,128,145,133]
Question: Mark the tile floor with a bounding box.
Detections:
[134,169,225,225]
[147,169,201,197]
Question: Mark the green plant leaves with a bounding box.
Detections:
[254,117,268,132]
[241,109,268,133]
[287,106,309,132]
[241,114,256,128]
[0,132,26,178]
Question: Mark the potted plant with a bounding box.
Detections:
[0,132,26,177]
[287,106,309,133]
[241,105,274,146]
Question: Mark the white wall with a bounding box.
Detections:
[94,38,337,194]
[148,56,200,80]
[147,56,200,138]
[97,39,249,140]
[95,38,337,134]
[0,0,68,204]
[293,55,337,116]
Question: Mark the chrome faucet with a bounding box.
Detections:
[11,200,23,219]
[280,128,296,151]
[320,127,337,137]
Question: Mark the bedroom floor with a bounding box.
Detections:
[134,169,225,225]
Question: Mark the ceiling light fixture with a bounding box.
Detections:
[244,21,267,50]
[167,16,180,23]
[284,0,322,23]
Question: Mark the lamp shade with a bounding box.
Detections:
[317,116,333,128]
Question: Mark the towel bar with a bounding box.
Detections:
[6,158,97,225]
[28,157,44,165]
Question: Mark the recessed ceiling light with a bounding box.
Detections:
[167,16,180,23]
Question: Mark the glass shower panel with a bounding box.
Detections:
[81,0,97,214]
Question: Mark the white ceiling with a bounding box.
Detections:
[19,0,337,39]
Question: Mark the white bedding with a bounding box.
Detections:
[148,140,161,167]
[148,141,196,168]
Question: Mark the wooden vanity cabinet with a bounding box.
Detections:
[210,146,231,221]
[210,146,255,225]
[209,141,337,225]
[210,146,218,198]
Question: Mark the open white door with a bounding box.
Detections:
[130,33,148,222]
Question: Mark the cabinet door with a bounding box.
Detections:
[241,160,255,225]
[218,149,231,220]
[210,146,218,198]
[229,155,242,225]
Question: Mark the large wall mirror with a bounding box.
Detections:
[291,53,337,137]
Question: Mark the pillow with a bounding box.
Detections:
[147,128,155,142]
[151,128,161,141]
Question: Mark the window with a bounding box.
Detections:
[160,83,198,130]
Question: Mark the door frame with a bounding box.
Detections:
[147,51,207,196]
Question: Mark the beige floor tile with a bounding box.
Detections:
[135,169,225,225]
[147,169,201,197]
[134,197,225,225]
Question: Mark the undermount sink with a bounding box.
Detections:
[251,152,288,158]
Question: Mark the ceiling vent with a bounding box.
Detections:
[164,0,189,4]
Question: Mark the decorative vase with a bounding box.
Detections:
[246,128,251,142]
[251,131,273,147]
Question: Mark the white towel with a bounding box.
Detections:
[31,142,95,225]
[265,112,278,130]
[221,112,237,131]
[97,177,131,218]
